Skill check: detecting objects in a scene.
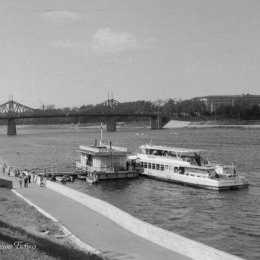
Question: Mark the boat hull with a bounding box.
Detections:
[139,169,248,190]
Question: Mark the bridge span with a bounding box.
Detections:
[0,100,162,135]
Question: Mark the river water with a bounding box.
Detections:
[0,125,259,260]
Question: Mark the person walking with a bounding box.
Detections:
[8,166,11,176]
[40,175,44,187]
[16,168,20,178]
[28,171,31,183]
[19,175,23,188]
[33,172,37,183]
[24,175,28,188]
[2,164,6,175]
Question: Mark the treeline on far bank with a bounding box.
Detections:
[1,98,260,126]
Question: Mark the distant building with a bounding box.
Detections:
[193,95,260,113]
[46,104,55,110]
[40,104,55,110]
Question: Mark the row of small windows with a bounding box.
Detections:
[140,161,174,171]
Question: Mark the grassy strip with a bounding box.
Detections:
[0,188,108,260]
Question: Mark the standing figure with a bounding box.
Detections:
[40,175,44,187]
[33,172,37,183]
[8,166,11,176]
[19,175,23,188]
[2,164,6,175]
[28,172,31,183]
[24,175,28,188]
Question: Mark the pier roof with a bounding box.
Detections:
[77,144,128,156]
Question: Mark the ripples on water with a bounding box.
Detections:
[0,125,259,260]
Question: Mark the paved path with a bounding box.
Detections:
[1,174,191,260]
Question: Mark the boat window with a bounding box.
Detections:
[168,152,174,157]
[179,167,185,174]
[87,155,93,166]
[163,151,168,156]
[165,165,168,171]
[174,167,178,173]
[155,150,162,156]
[156,164,160,170]
[144,162,147,168]
[152,163,155,169]
[161,165,164,171]
[148,163,151,169]
[140,161,144,167]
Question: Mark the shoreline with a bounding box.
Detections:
[0,168,106,260]
[164,119,260,129]
[0,172,243,260]
[1,121,260,132]
[12,189,103,257]
[7,176,192,260]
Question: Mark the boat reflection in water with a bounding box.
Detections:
[130,144,248,190]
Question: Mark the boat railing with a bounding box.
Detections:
[145,153,212,167]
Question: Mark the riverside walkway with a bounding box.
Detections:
[0,173,190,260]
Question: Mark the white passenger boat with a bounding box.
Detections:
[131,144,248,190]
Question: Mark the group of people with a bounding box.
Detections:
[1,164,42,188]
[18,170,35,188]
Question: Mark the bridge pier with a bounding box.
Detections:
[7,118,17,136]
[107,117,117,132]
[150,116,162,129]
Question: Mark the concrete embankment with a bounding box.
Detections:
[2,173,189,260]
[45,180,243,260]
[0,177,13,188]
[0,171,244,260]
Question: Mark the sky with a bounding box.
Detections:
[1,0,260,108]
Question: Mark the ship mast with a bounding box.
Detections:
[100,122,104,147]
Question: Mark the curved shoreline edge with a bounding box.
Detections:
[164,120,260,129]
[11,189,103,258]
[42,180,243,260]
[1,167,244,260]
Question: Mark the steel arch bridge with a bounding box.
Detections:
[0,100,35,116]
[0,99,161,135]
